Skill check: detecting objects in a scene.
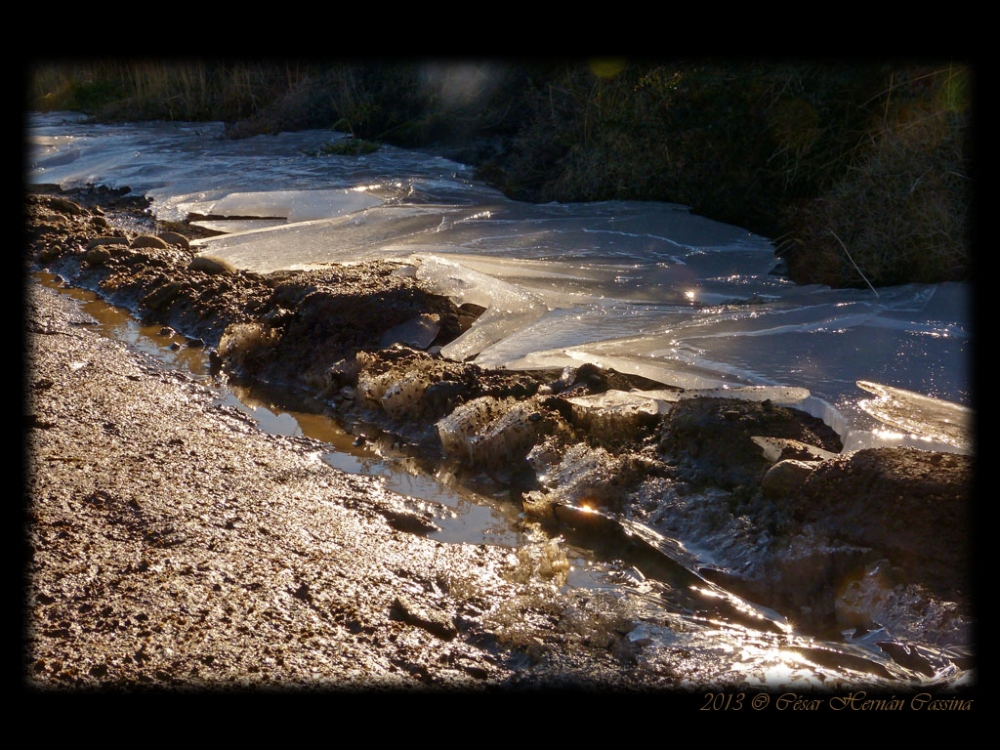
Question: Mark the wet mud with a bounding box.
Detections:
[26,186,975,687]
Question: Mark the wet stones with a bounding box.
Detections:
[760,459,817,498]
[131,235,170,250]
[188,254,239,276]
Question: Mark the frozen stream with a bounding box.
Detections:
[28,112,974,688]
[28,111,972,454]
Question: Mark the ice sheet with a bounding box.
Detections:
[28,112,973,453]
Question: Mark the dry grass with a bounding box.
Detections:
[30,61,307,123]
[782,65,970,287]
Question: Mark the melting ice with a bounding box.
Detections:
[28,112,972,454]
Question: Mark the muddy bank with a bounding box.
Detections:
[27,280,671,689]
[26,187,975,684]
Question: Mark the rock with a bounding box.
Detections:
[158,231,190,250]
[84,246,112,266]
[141,281,182,310]
[389,596,458,641]
[752,436,839,463]
[50,197,84,215]
[131,235,169,250]
[760,459,816,497]
[457,302,486,332]
[658,396,842,490]
[86,236,129,250]
[38,244,64,263]
[379,313,441,349]
[792,447,971,598]
[188,254,238,276]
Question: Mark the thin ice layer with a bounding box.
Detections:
[857,380,973,453]
[174,188,385,224]
[416,255,550,362]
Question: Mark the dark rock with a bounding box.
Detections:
[389,596,458,641]
[292,583,312,602]
[381,509,440,535]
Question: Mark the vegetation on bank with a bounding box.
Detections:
[302,137,381,157]
[30,60,971,288]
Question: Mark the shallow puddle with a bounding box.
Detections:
[34,272,611,589]
[42,274,210,375]
[218,381,529,544]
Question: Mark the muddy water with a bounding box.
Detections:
[221,384,619,589]
[43,275,210,375]
[35,273,614,590]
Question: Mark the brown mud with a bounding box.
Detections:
[25,186,975,688]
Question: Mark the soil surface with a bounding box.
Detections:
[26,280,662,690]
[24,186,976,689]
